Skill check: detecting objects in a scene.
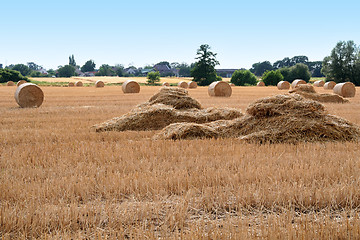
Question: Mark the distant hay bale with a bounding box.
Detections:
[188,81,198,89]
[313,80,325,87]
[75,81,83,87]
[95,80,105,88]
[14,83,44,108]
[333,82,356,98]
[277,81,290,90]
[178,81,188,89]
[162,82,170,87]
[291,79,306,89]
[68,82,75,87]
[122,80,140,93]
[289,84,349,103]
[323,81,336,90]
[7,81,15,86]
[16,80,27,87]
[230,83,235,86]
[257,81,265,87]
[208,81,232,97]
[155,94,360,143]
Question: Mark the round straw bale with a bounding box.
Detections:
[75,81,83,87]
[14,83,44,108]
[208,81,232,97]
[277,81,290,90]
[323,81,336,90]
[162,82,170,87]
[230,83,235,86]
[17,80,27,87]
[178,81,188,89]
[291,79,306,89]
[95,80,105,88]
[257,81,265,87]
[122,80,140,93]
[313,80,325,87]
[68,82,75,87]
[7,81,15,86]
[188,81,198,89]
[333,82,356,98]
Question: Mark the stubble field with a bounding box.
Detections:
[1,84,360,239]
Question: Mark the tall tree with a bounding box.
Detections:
[191,44,220,86]
[250,61,273,76]
[11,64,32,76]
[69,55,76,67]
[57,65,75,77]
[322,40,360,85]
[27,62,41,71]
[81,60,96,72]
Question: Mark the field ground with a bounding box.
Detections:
[1,85,360,239]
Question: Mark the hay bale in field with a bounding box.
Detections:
[7,81,15,86]
[289,84,349,103]
[323,81,336,90]
[291,79,306,89]
[145,87,201,109]
[208,81,232,97]
[16,80,27,86]
[257,81,265,87]
[230,83,235,86]
[68,82,75,87]
[277,81,290,90]
[313,80,325,87]
[188,81,198,89]
[178,81,188,89]
[155,94,360,143]
[162,82,170,87]
[95,80,105,88]
[122,80,140,93]
[75,81,83,87]
[333,82,356,98]
[14,83,44,108]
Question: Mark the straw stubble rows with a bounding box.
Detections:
[1,86,360,239]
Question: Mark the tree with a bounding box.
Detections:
[69,55,76,67]
[250,61,273,76]
[279,68,291,82]
[230,69,257,86]
[178,63,193,77]
[11,64,32,76]
[0,68,28,83]
[262,70,284,86]
[322,40,360,85]
[57,65,75,77]
[191,44,220,86]
[81,60,96,72]
[147,71,160,84]
[114,64,124,77]
[27,62,41,71]
[289,63,311,82]
[95,64,116,76]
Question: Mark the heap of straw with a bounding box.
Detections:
[289,84,349,103]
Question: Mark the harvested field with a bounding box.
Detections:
[1,85,360,239]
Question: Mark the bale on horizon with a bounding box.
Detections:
[95,80,105,88]
[208,81,232,97]
[75,81,83,87]
[68,82,75,87]
[14,83,44,108]
[7,81,15,86]
[162,82,170,87]
[178,81,188,89]
[122,80,140,93]
[188,81,198,89]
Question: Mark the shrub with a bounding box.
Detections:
[0,68,28,83]
[289,63,311,82]
[262,70,284,86]
[230,70,257,86]
[147,71,161,84]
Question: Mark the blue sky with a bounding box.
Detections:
[1,0,359,70]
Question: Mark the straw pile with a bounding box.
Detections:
[68,82,75,87]
[188,81,198,89]
[95,80,105,88]
[324,81,336,90]
[257,81,265,87]
[155,94,360,143]
[75,81,83,87]
[313,80,325,87]
[208,81,232,97]
[17,80,27,87]
[333,82,356,98]
[178,81,188,89]
[289,84,349,103]
[93,87,242,132]
[162,82,170,87]
[277,81,290,90]
[122,80,140,93]
[291,79,306,89]
[14,83,44,108]
[7,81,15,86]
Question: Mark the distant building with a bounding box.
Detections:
[216,69,238,78]
[38,68,48,75]
[153,64,179,77]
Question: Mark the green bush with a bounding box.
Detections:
[262,70,284,86]
[289,63,311,82]
[147,71,161,84]
[230,70,257,86]
[0,68,28,83]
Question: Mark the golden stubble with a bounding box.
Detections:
[1,86,360,239]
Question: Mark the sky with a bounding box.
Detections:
[1,0,360,70]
